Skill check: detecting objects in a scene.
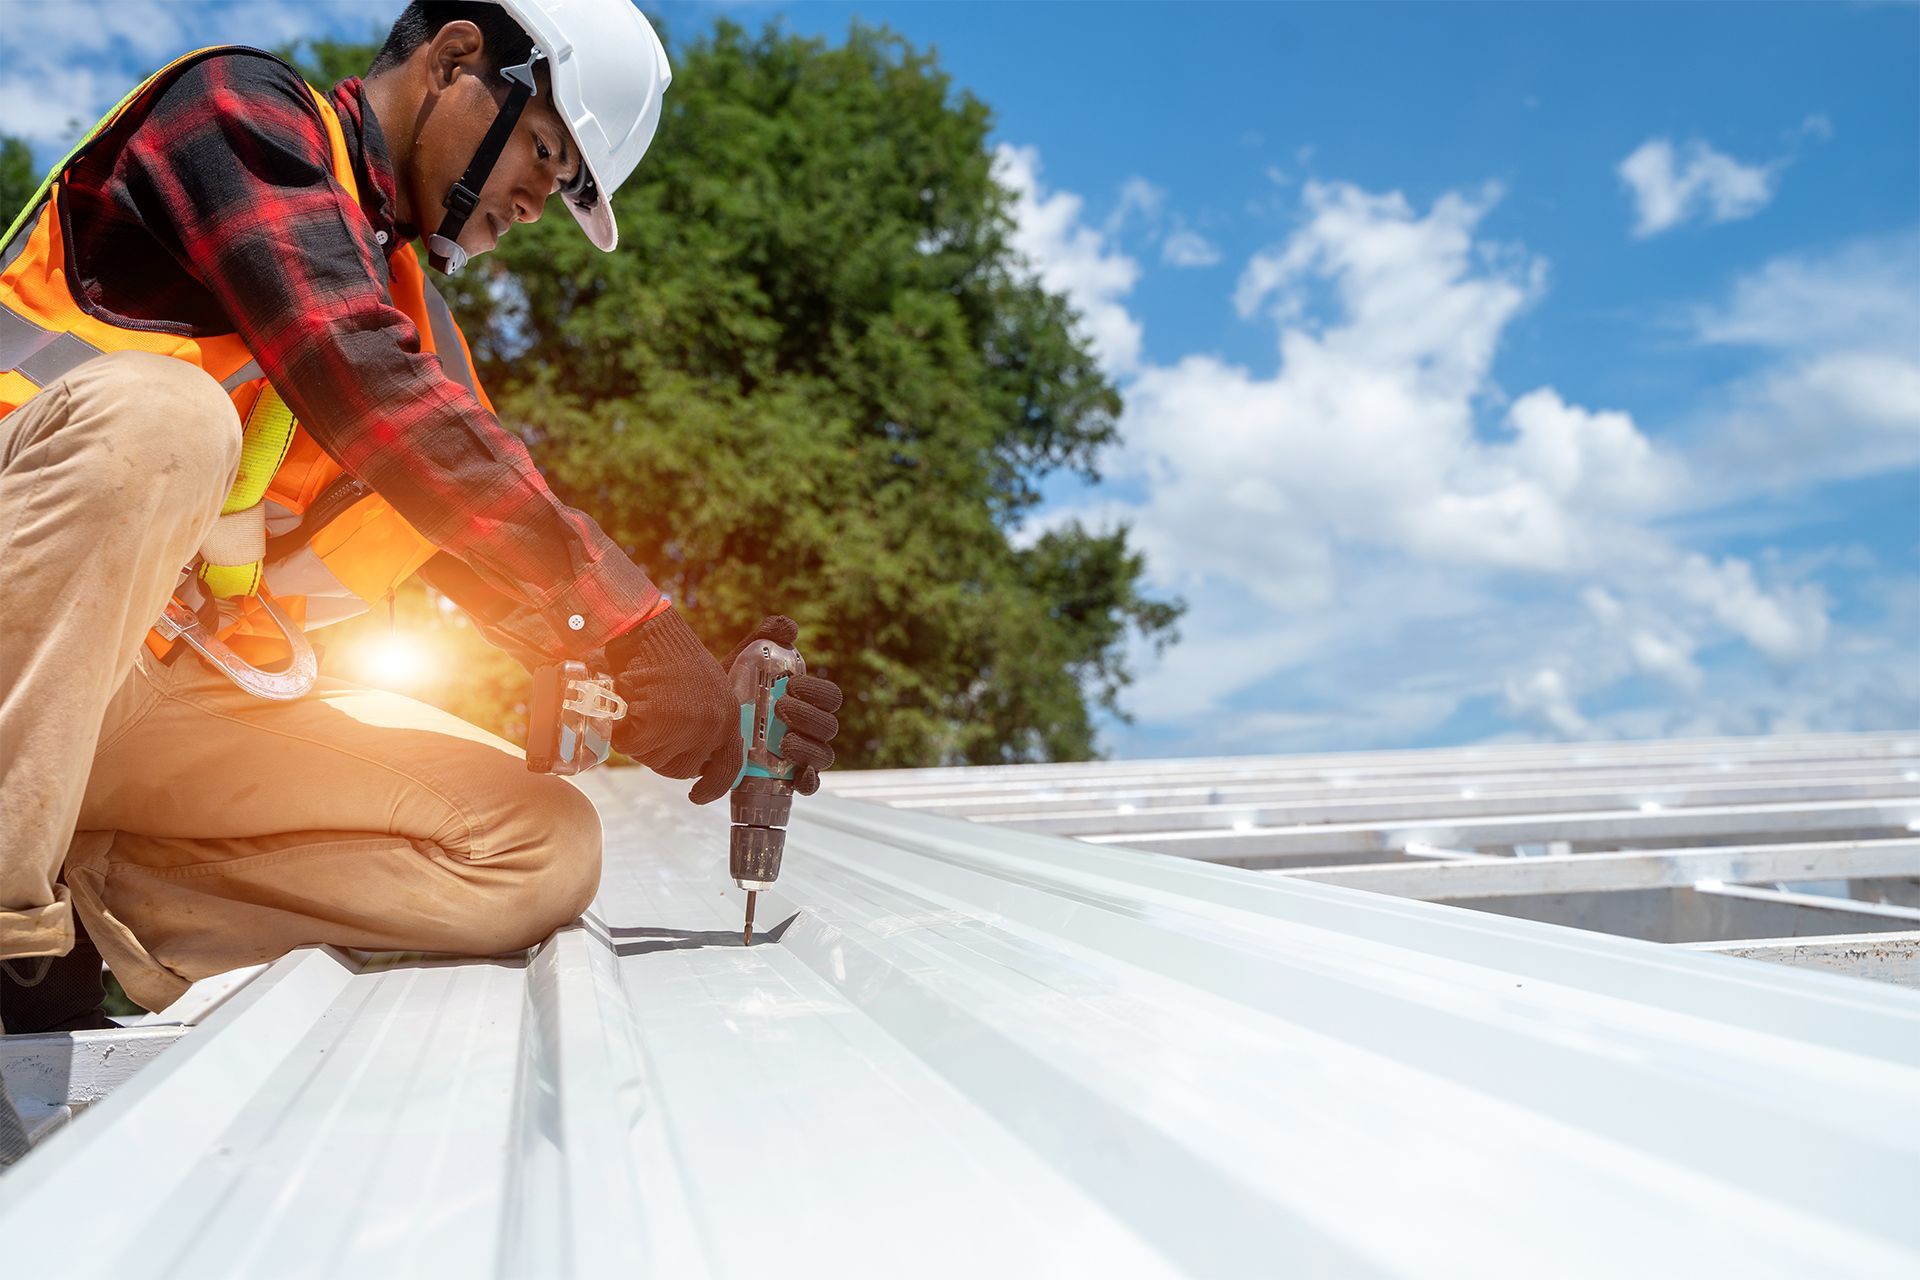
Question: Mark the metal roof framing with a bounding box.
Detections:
[1,735,1917,1276]
[834,731,1920,969]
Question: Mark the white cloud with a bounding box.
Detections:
[0,1,391,155]
[1791,113,1833,145]
[1628,629,1702,693]
[1083,173,1226,273]
[1687,230,1920,495]
[1582,586,1623,625]
[5,0,197,63]
[1094,175,1224,271]
[1401,387,1686,572]
[1231,181,1540,403]
[0,64,125,157]
[1617,137,1780,238]
[1504,668,1589,737]
[1693,231,1919,353]
[1584,619,1919,743]
[1104,176,1165,236]
[1671,554,1828,663]
[994,143,1144,377]
[1002,163,1847,751]
[1121,179,1693,597]
[1710,352,1920,487]
[1162,229,1223,268]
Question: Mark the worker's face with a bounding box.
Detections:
[408,22,583,259]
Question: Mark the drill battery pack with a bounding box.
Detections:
[526,661,626,775]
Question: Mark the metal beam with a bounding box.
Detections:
[1447,883,1920,945]
[970,776,1920,836]
[134,964,269,1027]
[888,761,1920,819]
[830,731,1920,800]
[9,1099,69,1146]
[1684,932,1920,989]
[1851,877,1920,908]
[1279,839,1920,900]
[0,1027,186,1112]
[1082,798,1920,866]
[1694,883,1920,936]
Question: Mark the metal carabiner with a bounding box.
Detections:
[153,586,317,701]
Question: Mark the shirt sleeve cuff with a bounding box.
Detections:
[541,568,669,658]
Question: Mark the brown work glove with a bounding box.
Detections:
[608,611,844,804]
[607,608,743,804]
[723,616,843,796]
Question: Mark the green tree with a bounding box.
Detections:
[1,134,37,232]
[280,31,387,89]
[313,21,1183,766]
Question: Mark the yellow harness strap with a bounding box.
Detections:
[198,386,298,598]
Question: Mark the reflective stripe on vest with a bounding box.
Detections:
[418,284,481,401]
[0,306,104,388]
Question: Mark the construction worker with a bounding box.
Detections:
[0,0,843,1160]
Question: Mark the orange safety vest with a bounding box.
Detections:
[0,48,489,673]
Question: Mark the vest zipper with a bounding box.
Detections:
[264,474,372,561]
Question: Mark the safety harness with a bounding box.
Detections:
[0,48,492,700]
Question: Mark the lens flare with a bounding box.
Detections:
[364,634,425,687]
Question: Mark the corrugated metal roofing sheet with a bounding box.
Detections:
[3,760,1919,1277]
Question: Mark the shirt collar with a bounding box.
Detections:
[329,77,409,247]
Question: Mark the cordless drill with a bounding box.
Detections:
[525,639,806,945]
[723,637,806,944]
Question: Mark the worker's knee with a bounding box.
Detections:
[528,779,604,924]
[457,777,603,950]
[130,353,242,475]
[69,351,241,487]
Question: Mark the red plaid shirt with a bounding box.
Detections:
[59,48,666,663]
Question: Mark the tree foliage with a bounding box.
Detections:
[144,21,1185,766]
[431,20,1181,765]
[1,134,37,231]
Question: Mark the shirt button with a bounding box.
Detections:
[375,230,389,246]
[567,614,586,631]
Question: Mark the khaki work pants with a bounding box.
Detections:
[1,351,601,1011]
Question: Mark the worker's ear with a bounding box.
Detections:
[424,19,489,94]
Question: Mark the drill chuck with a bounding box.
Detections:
[730,823,785,889]
[731,775,791,888]
[731,773,794,830]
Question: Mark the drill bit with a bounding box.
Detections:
[743,890,758,946]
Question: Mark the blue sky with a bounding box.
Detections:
[6,1,1917,758]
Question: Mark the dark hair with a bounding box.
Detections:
[369,1,535,80]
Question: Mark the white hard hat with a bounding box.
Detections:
[492,0,672,253]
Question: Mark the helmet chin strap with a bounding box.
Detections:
[427,50,545,276]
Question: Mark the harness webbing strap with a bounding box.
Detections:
[225,387,297,515]
[197,506,266,598]
[200,385,301,599]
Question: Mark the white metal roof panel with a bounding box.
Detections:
[2,766,1918,1277]
[828,731,1920,794]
